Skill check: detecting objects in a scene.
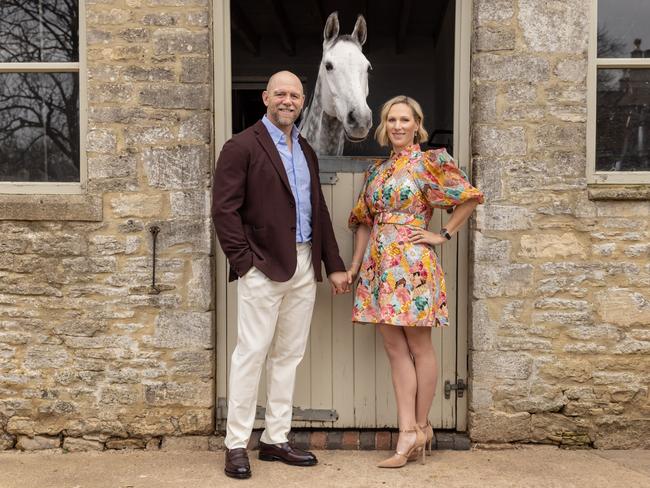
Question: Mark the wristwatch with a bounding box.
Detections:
[440,227,452,240]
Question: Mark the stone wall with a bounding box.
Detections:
[0,0,213,450]
[469,0,650,448]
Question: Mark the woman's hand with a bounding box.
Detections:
[409,228,448,246]
[347,261,361,285]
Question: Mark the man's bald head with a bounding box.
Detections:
[262,70,305,133]
[266,70,303,93]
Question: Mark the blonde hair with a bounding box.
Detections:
[374,95,429,147]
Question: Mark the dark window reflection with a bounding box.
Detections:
[598,0,650,58]
[0,0,79,63]
[597,66,650,171]
[0,73,80,182]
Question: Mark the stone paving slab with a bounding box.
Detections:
[1,446,649,488]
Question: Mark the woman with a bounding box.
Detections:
[347,96,484,468]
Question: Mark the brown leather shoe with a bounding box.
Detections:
[225,448,252,479]
[258,441,318,466]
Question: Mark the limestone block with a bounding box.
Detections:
[474,126,526,157]
[531,413,591,445]
[475,204,531,231]
[143,382,212,407]
[89,82,134,104]
[187,257,212,311]
[181,57,210,83]
[469,411,531,442]
[473,83,497,122]
[532,124,586,152]
[6,417,35,436]
[476,0,515,24]
[171,350,213,378]
[473,54,550,82]
[170,190,210,217]
[179,113,211,142]
[595,288,650,327]
[152,29,209,56]
[63,437,104,452]
[475,26,516,52]
[123,65,175,82]
[471,351,533,380]
[87,129,117,154]
[125,126,175,147]
[519,233,586,259]
[111,194,165,218]
[472,232,511,262]
[594,418,650,449]
[140,13,180,26]
[146,311,212,349]
[178,409,213,434]
[140,84,210,110]
[473,263,534,298]
[0,433,15,450]
[88,154,138,179]
[16,435,60,450]
[24,346,69,369]
[470,300,497,351]
[118,28,149,43]
[105,438,147,449]
[143,145,210,190]
[86,8,131,25]
[519,0,588,53]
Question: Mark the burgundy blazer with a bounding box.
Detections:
[212,120,346,282]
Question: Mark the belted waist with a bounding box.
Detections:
[374,212,427,228]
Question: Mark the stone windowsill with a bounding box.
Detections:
[587,185,650,201]
[0,194,103,221]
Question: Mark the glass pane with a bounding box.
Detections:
[0,1,79,62]
[598,0,650,58]
[0,72,80,182]
[596,68,650,171]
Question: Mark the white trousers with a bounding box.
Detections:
[225,243,317,449]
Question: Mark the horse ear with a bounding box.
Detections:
[323,11,339,45]
[351,14,367,46]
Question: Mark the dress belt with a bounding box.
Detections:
[374,212,427,229]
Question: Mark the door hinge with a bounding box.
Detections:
[444,379,466,399]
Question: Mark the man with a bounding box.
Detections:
[212,71,350,479]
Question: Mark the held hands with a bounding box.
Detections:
[346,261,361,287]
[328,271,351,295]
[409,228,448,246]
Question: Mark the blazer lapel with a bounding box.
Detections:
[254,121,293,195]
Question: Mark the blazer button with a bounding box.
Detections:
[290,226,296,231]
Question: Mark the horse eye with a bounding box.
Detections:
[325,61,333,71]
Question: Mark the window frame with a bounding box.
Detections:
[0,1,87,195]
[587,0,650,185]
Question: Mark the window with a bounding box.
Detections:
[589,1,650,184]
[0,0,85,193]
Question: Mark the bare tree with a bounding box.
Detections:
[0,0,79,182]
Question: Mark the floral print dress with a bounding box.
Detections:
[348,144,484,327]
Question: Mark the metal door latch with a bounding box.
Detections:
[444,379,466,399]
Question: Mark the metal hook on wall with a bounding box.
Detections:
[149,225,161,295]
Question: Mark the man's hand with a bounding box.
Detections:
[328,271,351,295]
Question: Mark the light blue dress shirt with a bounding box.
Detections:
[261,115,313,243]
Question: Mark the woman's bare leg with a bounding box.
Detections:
[404,326,437,427]
[378,324,417,452]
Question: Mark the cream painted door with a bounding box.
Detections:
[213,0,473,430]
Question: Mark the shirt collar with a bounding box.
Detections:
[262,115,299,145]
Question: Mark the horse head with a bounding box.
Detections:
[319,12,373,143]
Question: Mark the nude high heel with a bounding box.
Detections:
[408,421,433,461]
[377,426,426,468]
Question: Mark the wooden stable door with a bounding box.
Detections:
[216,171,463,429]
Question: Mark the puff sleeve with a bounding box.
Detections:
[418,149,484,209]
[348,166,375,231]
